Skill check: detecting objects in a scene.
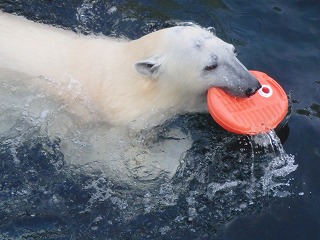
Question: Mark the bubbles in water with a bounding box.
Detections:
[158,183,178,206]
[159,225,171,235]
[83,177,114,207]
[76,1,96,28]
[107,6,117,15]
[206,181,240,200]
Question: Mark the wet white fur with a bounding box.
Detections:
[0,12,252,129]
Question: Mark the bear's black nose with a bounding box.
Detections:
[245,84,262,97]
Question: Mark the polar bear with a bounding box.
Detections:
[0,12,261,129]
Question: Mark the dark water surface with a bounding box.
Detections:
[0,1,319,239]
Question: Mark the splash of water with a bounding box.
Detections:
[0,70,297,238]
[249,130,297,197]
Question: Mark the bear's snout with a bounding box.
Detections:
[245,82,262,97]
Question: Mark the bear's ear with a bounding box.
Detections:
[135,56,164,79]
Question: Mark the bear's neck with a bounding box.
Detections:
[0,13,206,129]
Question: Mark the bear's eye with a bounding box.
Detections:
[204,64,218,71]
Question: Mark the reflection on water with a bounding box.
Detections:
[295,103,320,119]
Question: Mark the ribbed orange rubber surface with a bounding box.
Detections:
[207,71,288,135]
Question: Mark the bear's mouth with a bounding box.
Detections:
[216,86,260,98]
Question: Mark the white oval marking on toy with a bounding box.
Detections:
[258,85,273,98]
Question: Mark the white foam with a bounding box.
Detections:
[0,69,298,227]
[0,69,191,186]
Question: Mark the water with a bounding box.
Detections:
[0,1,319,239]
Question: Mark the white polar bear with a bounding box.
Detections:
[0,12,261,129]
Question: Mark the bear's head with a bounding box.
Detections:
[134,25,261,98]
